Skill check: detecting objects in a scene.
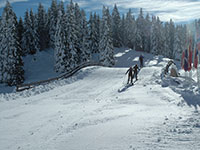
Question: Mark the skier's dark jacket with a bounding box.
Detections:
[126,67,133,77]
[133,64,139,73]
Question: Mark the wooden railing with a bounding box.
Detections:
[16,62,104,92]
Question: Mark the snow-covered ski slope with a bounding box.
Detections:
[1,48,200,150]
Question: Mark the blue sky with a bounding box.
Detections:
[0,0,200,23]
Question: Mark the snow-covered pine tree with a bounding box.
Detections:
[0,1,24,85]
[48,0,58,48]
[17,17,25,56]
[181,24,187,52]
[0,14,4,83]
[174,25,182,60]
[37,3,49,50]
[74,3,82,65]
[22,10,31,55]
[80,9,91,63]
[163,22,170,57]
[58,1,65,16]
[29,9,39,54]
[144,13,151,53]
[64,0,79,71]
[22,9,39,55]
[168,19,175,58]
[88,12,94,52]
[0,16,2,82]
[94,13,100,54]
[163,20,175,59]
[111,4,122,47]
[88,12,100,55]
[120,14,126,46]
[135,8,145,51]
[99,6,115,66]
[125,9,136,49]
[151,16,164,55]
[54,10,66,73]
[15,17,25,84]
[174,25,187,60]
[151,16,158,55]
[15,22,25,85]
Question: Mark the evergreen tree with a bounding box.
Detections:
[16,17,25,84]
[88,12,94,52]
[64,0,79,71]
[168,19,175,58]
[58,1,65,15]
[0,1,24,85]
[135,8,145,51]
[99,6,115,66]
[174,25,182,60]
[22,9,39,55]
[0,14,4,83]
[74,3,82,65]
[48,0,58,48]
[80,10,91,63]
[22,10,30,55]
[125,9,136,49]
[29,9,39,54]
[144,13,151,53]
[17,17,25,56]
[120,14,126,46]
[54,10,65,73]
[174,25,187,60]
[37,3,48,50]
[151,16,163,55]
[94,13,100,53]
[88,12,100,55]
[0,16,3,82]
[163,22,171,57]
[111,4,122,47]
[181,24,187,51]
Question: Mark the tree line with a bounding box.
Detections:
[0,0,189,86]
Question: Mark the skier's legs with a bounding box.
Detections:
[135,72,138,80]
[127,75,130,84]
[131,75,133,84]
[140,60,143,68]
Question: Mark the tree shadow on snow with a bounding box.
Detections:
[161,75,200,109]
[181,92,200,109]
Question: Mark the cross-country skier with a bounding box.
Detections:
[125,66,133,84]
[133,64,139,80]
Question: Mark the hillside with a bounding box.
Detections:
[0,48,200,150]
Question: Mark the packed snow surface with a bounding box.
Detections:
[0,48,200,150]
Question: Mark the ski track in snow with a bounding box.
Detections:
[0,48,200,150]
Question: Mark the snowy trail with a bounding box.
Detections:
[1,50,200,149]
